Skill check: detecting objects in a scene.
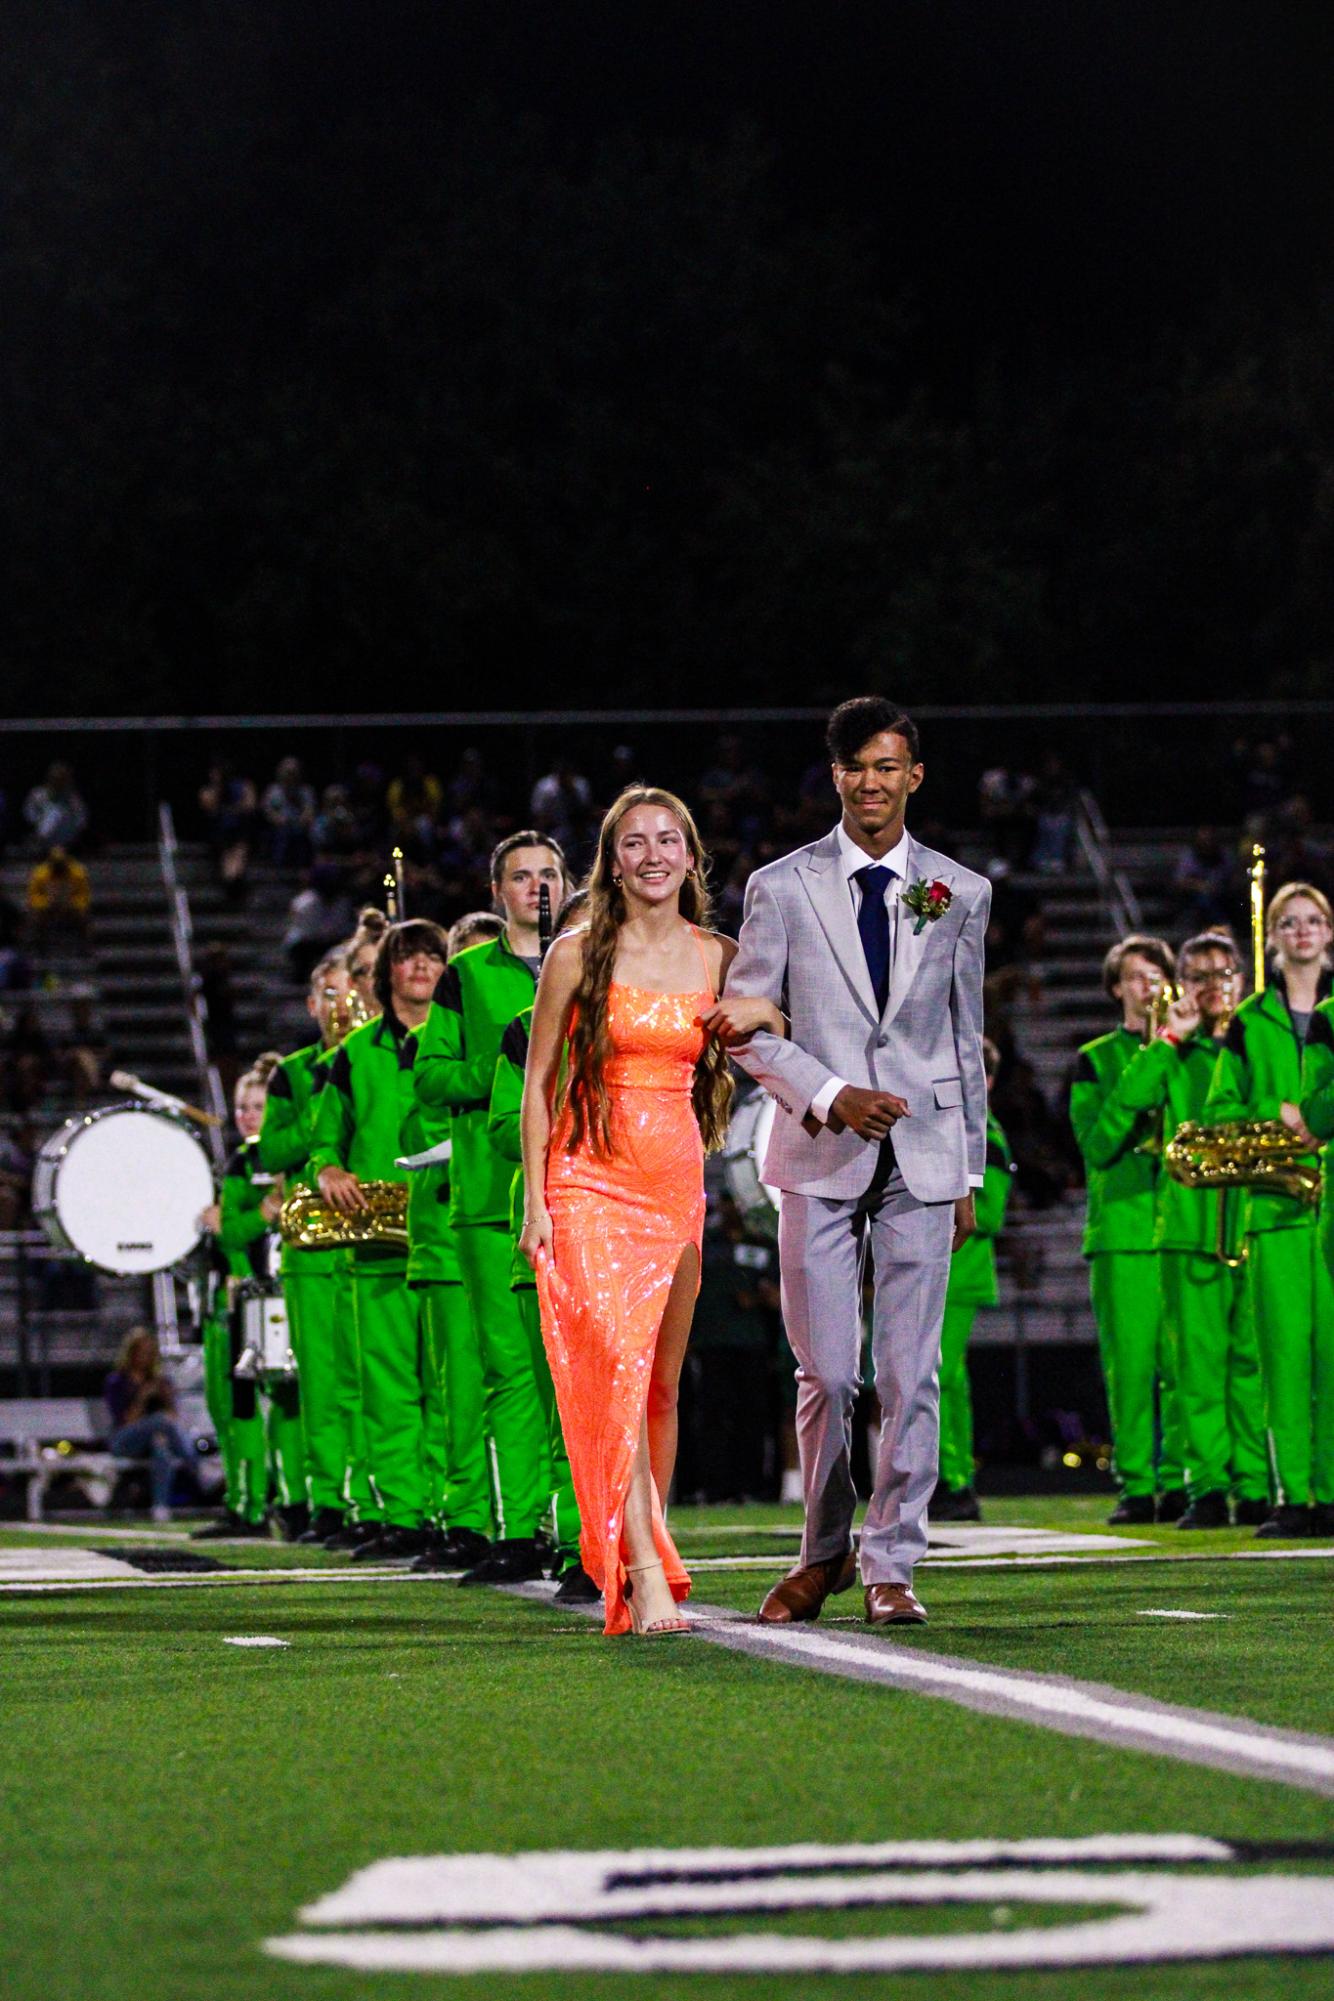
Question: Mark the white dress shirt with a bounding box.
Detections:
[807,822,981,1190]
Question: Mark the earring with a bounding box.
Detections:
[612,875,622,886]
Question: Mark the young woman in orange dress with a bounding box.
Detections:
[520,787,782,1636]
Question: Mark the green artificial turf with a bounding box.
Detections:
[4,1552,1334,2001]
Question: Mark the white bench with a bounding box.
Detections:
[0,1395,216,1520]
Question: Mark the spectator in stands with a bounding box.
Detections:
[698,733,770,846]
[985,860,1044,975]
[282,865,354,982]
[530,756,594,861]
[1233,733,1296,831]
[349,760,389,850]
[978,761,1036,869]
[310,782,363,880]
[1269,796,1333,902]
[199,759,258,902]
[104,1327,199,1522]
[1028,751,1078,873]
[1172,826,1235,934]
[196,942,242,1099]
[0,891,31,992]
[262,757,316,868]
[0,1119,37,1227]
[387,756,444,858]
[447,746,497,821]
[23,762,88,854]
[26,847,91,947]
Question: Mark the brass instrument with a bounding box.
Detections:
[280,1180,409,1249]
[325,985,372,1046]
[1143,976,1180,1045]
[1249,844,1267,996]
[1164,1120,1319,1209]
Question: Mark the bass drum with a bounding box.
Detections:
[33,1101,216,1276]
[720,1090,782,1242]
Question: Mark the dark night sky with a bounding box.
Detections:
[6,2,1334,713]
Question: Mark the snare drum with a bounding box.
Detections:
[720,1090,782,1241]
[232,1280,297,1381]
[33,1101,216,1276]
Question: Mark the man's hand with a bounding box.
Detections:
[259,1183,285,1223]
[1280,1102,1318,1149]
[830,1084,910,1142]
[952,1192,976,1253]
[318,1164,368,1215]
[1162,992,1200,1040]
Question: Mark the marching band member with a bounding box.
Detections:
[216,1054,307,1537]
[1300,990,1334,1338]
[1112,932,1268,1527]
[413,834,569,1585]
[310,920,447,1559]
[401,918,496,1576]
[933,1037,1013,1523]
[1208,882,1334,1535]
[1070,934,1185,1524]
[258,949,357,1544]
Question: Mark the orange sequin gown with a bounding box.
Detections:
[537,954,710,1634]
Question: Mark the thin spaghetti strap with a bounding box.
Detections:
[688,924,716,996]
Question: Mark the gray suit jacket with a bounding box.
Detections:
[724,827,990,1204]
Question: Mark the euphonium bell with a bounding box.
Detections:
[325,985,373,1046]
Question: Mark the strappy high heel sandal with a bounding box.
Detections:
[624,1561,690,1637]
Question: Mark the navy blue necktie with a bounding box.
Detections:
[854,864,892,1014]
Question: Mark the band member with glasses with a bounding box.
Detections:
[1209,882,1334,1536]
[311,920,448,1559]
[1070,934,1185,1525]
[1110,932,1268,1528]
[258,949,359,1544]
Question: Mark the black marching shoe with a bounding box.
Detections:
[298,1508,346,1544]
[458,1537,546,1586]
[190,1511,255,1541]
[274,1503,311,1542]
[324,1519,385,1552]
[1155,1488,1189,1524]
[1231,1497,1271,1528]
[930,1484,983,1523]
[350,1526,430,1562]
[1177,1491,1229,1530]
[1255,1504,1314,1539]
[410,1526,492,1574]
[1107,1495,1155,1526]
[553,1561,602,1605]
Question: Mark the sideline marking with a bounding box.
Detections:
[0,1566,430,1594]
[266,1836,1334,1973]
[224,1635,290,1648]
[1139,1609,1224,1621]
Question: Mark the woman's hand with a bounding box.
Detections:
[259,1183,285,1223]
[197,1202,221,1235]
[519,1208,554,1267]
[701,995,786,1047]
[1280,1101,1318,1147]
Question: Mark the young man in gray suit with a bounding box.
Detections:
[707,697,989,1627]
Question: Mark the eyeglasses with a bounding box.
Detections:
[1275,917,1329,934]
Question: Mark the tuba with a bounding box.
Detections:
[280,1180,409,1249]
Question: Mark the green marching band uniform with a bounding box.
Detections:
[1303,997,1334,1288]
[1208,973,1334,1515]
[309,1011,426,1534]
[413,938,553,1551]
[258,1043,377,1528]
[1111,1030,1267,1515]
[937,1110,1014,1497]
[400,1081,493,1545]
[1070,1027,1184,1506]
[217,1136,306,1521]
[487,1005,580,1569]
[200,1223,265,1528]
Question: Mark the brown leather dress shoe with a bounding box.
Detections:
[757,1549,857,1624]
[864,1582,927,1626]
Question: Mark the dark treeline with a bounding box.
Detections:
[5,4,1334,716]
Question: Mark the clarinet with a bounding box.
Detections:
[538,882,554,963]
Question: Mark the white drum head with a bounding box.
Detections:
[46,1107,215,1274]
[721,1092,782,1238]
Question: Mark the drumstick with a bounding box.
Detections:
[109,1070,224,1128]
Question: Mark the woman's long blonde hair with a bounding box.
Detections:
[564,786,733,1158]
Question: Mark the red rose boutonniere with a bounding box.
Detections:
[902,877,953,934]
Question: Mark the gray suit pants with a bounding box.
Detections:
[780,1164,953,1584]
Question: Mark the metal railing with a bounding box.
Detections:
[1074,787,1142,936]
[157,803,228,1167]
